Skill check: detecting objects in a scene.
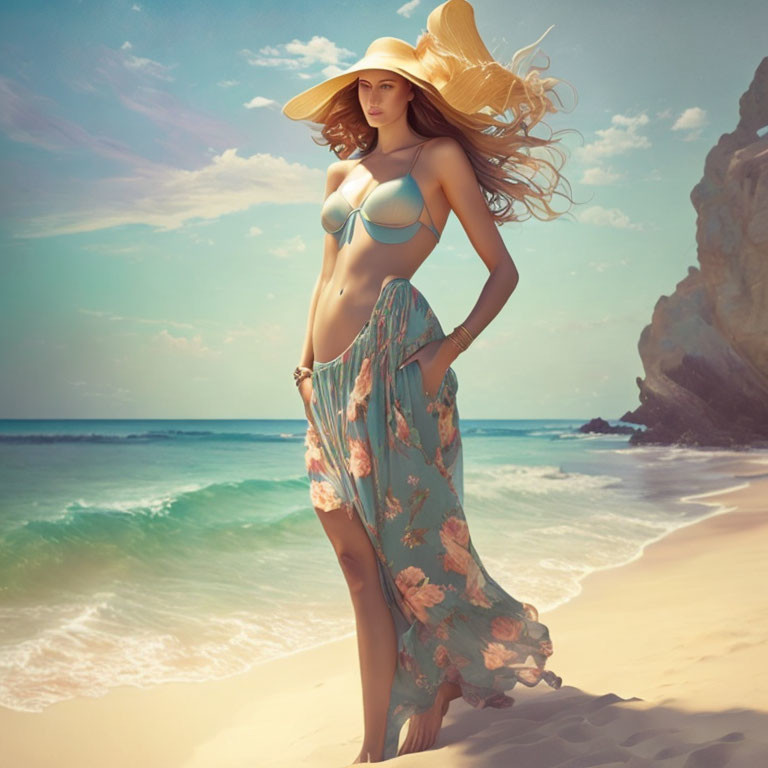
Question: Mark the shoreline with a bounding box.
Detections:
[1,454,767,766]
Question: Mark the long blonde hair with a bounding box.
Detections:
[314,12,581,225]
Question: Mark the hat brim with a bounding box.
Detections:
[281,52,431,123]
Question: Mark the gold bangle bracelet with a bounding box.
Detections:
[447,329,470,352]
[447,324,474,352]
[453,329,469,348]
[457,323,475,342]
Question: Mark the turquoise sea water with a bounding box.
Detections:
[0,418,761,713]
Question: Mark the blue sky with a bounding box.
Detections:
[1,0,765,419]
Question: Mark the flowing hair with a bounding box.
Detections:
[312,6,581,225]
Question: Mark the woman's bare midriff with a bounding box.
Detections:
[313,228,438,365]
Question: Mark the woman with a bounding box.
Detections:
[284,0,577,761]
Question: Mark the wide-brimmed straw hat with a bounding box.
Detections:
[281,0,554,124]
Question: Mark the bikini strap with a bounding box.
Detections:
[347,147,367,168]
[406,141,429,175]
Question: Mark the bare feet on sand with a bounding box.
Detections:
[397,681,459,756]
[350,681,460,762]
[351,746,383,763]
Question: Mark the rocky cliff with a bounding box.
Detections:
[621,58,768,448]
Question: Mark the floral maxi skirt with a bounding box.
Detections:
[304,277,562,759]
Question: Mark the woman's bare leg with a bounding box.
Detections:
[315,503,397,763]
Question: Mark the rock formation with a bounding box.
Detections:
[579,417,637,436]
[621,58,768,448]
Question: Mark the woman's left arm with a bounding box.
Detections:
[431,136,520,365]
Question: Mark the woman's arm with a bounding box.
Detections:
[297,162,345,370]
[297,272,323,370]
[431,137,520,364]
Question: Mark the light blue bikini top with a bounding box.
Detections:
[321,141,441,247]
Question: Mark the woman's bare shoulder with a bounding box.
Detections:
[325,155,358,193]
[422,135,463,158]
[422,136,470,176]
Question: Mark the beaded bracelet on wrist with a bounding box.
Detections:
[293,365,313,387]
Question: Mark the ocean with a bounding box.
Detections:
[0,418,755,713]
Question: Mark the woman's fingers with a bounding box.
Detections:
[397,346,448,397]
[422,358,448,398]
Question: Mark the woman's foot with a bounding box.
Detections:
[351,742,384,763]
[396,682,455,756]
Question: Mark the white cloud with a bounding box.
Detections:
[16,148,324,238]
[240,36,355,76]
[580,167,622,185]
[79,308,195,330]
[154,329,220,357]
[188,231,214,246]
[397,0,421,18]
[672,107,707,131]
[223,321,282,345]
[121,41,133,50]
[283,36,355,66]
[123,53,176,81]
[243,96,279,109]
[269,235,307,260]
[671,107,707,141]
[575,205,643,231]
[222,325,261,344]
[131,3,141,11]
[576,113,651,164]
[319,64,347,78]
[217,79,239,88]
[248,226,263,237]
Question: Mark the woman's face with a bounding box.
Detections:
[357,70,413,126]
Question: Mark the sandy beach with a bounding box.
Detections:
[2,454,767,767]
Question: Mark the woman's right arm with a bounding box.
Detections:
[297,163,345,400]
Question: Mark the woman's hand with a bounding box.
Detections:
[297,376,315,426]
[398,338,456,399]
